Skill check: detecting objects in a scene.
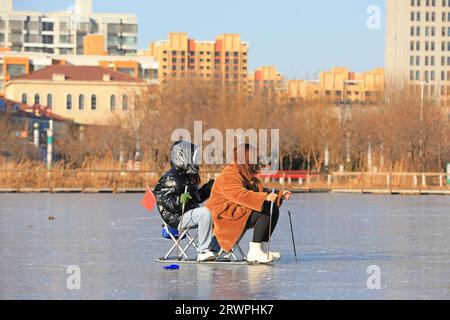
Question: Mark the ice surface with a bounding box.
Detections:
[1,193,450,300]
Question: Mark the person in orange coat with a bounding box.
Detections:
[206,143,292,263]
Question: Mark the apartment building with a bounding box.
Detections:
[286,80,321,102]
[287,67,385,104]
[386,0,450,105]
[246,66,284,95]
[147,32,249,89]
[0,51,158,94]
[4,64,148,124]
[0,0,138,56]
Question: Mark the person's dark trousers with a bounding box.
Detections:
[245,201,280,243]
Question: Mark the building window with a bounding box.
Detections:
[122,95,128,111]
[6,64,26,80]
[21,93,27,104]
[66,94,72,110]
[110,95,116,111]
[47,93,52,107]
[91,95,96,110]
[42,22,54,31]
[79,94,84,110]
[34,93,40,105]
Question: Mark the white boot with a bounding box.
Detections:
[247,242,274,264]
[197,250,216,262]
[262,242,281,261]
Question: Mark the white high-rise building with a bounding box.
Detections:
[0,0,138,55]
[386,0,450,104]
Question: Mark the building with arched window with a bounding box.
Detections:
[33,93,40,105]
[91,95,97,110]
[46,93,52,107]
[4,65,147,124]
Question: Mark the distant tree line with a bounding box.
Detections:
[2,80,450,173]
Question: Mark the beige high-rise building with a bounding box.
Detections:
[386,0,450,105]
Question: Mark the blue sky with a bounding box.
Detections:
[13,0,386,79]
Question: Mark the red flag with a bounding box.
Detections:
[141,186,157,213]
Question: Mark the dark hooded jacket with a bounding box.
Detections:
[154,141,214,228]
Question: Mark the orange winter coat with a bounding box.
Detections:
[206,165,283,252]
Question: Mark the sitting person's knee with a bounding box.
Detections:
[198,207,212,220]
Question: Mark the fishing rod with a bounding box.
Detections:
[179,186,189,233]
[267,188,275,260]
[176,185,189,259]
[287,210,298,262]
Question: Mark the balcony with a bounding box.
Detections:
[10,33,23,44]
[24,34,42,43]
[9,21,23,33]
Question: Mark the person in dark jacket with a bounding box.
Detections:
[154,141,218,262]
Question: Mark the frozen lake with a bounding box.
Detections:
[1,193,450,300]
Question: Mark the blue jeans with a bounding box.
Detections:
[179,207,220,253]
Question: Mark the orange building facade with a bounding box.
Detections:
[83,35,107,56]
[247,66,284,95]
[0,51,158,95]
[147,32,249,89]
[287,67,385,104]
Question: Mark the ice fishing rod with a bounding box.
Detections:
[287,210,298,262]
[175,185,189,260]
[267,188,275,260]
[179,185,189,234]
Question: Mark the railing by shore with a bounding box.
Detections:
[0,170,449,195]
